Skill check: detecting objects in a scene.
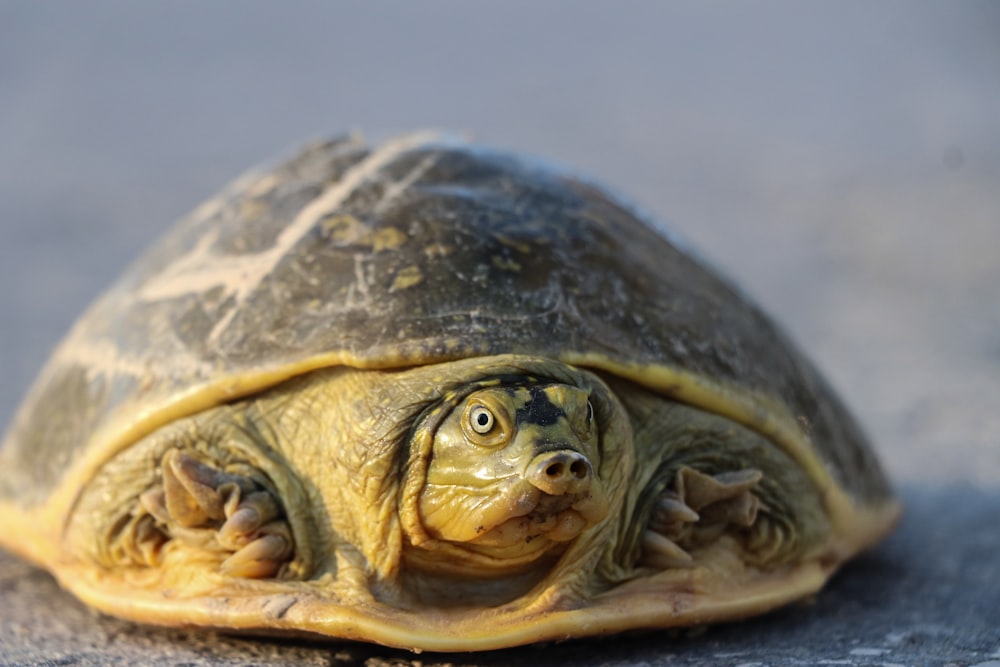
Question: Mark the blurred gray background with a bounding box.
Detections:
[1,2,998,666]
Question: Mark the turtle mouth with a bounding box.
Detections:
[418,474,608,544]
[467,483,609,549]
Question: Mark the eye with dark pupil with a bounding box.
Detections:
[586,401,594,424]
[470,406,495,434]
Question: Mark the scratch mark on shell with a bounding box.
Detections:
[125,132,446,343]
[262,594,300,620]
[373,151,442,215]
[205,131,445,343]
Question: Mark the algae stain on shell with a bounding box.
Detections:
[390,265,425,292]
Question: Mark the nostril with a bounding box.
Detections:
[544,460,588,480]
[528,450,594,495]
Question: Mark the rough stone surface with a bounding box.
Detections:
[1,2,998,665]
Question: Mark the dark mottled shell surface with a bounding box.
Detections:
[1,132,890,515]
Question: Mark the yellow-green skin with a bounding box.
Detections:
[0,132,899,651]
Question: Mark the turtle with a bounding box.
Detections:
[0,131,899,652]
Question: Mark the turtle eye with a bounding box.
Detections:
[586,401,595,426]
[469,406,496,434]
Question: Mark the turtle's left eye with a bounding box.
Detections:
[586,401,594,426]
[469,406,496,434]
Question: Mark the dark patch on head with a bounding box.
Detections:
[514,386,566,427]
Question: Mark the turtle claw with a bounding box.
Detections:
[676,467,762,525]
[641,465,763,568]
[640,529,694,569]
[647,491,700,535]
[218,491,282,549]
[136,449,294,578]
[221,521,293,578]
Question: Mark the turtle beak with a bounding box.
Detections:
[525,448,594,496]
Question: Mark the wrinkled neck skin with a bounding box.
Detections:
[256,355,634,609]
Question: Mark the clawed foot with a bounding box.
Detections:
[641,466,762,569]
[136,449,294,578]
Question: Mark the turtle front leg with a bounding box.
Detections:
[640,465,762,569]
[138,449,294,578]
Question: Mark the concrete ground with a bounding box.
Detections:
[1,2,998,665]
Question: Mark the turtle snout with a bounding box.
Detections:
[526,450,593,496]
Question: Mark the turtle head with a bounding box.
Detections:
[408,381,610,573]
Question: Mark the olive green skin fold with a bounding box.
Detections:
[0,132,898,651]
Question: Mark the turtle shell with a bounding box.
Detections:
[0,132,898,650]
